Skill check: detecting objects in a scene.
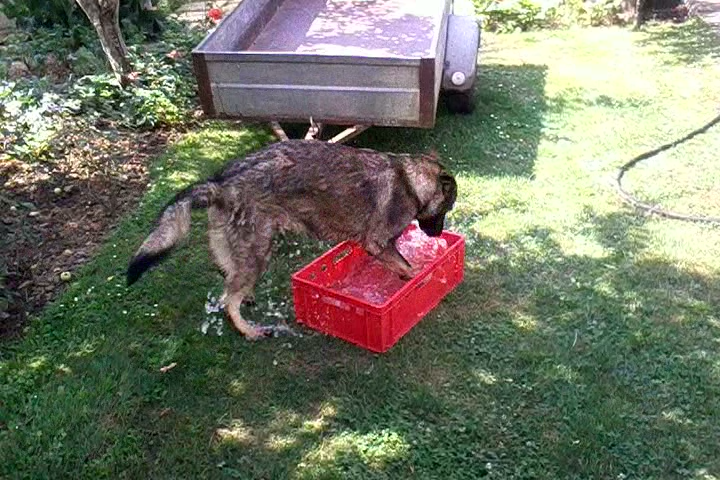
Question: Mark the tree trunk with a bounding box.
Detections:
[634,0,647,29]
[75,0,130,84]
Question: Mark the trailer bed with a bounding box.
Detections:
[192,0,451,128]
[247,0,441,58]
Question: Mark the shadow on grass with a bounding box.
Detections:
[263,213,717,477]
[5,199,718,479]
[352,63,549,179]
[636,18,720,65]
[125,208,719,480]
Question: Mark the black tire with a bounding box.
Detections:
[444,90,475,115]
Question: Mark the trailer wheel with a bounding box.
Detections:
[444,89,475,115]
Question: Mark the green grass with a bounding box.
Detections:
[3,20,720,479]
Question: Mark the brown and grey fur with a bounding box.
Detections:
[126,140,457,339]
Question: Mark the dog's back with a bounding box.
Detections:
[214,140,442,245]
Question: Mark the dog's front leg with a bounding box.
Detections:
[367,241,415,280]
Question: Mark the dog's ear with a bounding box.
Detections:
[425,148,440,161]
[440,171,455,193]
[439,171,457,206]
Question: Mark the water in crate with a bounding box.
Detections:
[331,225,448,305]
[397,225,448,270]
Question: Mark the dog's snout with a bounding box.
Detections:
[418,214,445,237]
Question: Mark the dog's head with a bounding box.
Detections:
[416,161,457,237]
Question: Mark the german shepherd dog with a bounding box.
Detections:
[127,140,457,339]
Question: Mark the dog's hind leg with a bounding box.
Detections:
[223,218,291,333]
[223,230,276,339]
[254,220,275,281]
[223,279,269,340]
[233,221,274,308]
[208,206,269,340]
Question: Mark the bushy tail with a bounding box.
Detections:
[126,182,221,286]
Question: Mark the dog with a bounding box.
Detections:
[126,139,457,339]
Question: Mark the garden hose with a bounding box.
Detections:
[614,110,720,224]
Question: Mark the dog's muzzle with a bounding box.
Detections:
[418,214,445,237]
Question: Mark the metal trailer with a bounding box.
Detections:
[191,0,480,142]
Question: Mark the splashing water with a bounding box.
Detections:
[201,293,225,336]
[201,291,302,338]
[331,225,448,305]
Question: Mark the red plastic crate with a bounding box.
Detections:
[291,225,465,353]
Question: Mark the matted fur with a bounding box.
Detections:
[127,140,457,339]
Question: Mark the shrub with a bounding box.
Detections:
[0,0,79,31]
[67,21,204,129]
[545,0,626,26]
[0,18,206,161]
[473,0,627,31]
[474,0,558,32]
[0,0,161,37]
[0,79,71,160]
[69,46,107,77]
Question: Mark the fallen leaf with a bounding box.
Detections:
[159,362,177,373]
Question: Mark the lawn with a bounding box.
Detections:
[2,20,720,480]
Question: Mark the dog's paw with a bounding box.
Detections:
[399,269,418,281]
[241,297,257,307]
[244,325,274,341]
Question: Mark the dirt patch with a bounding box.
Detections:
[1,124,182,340]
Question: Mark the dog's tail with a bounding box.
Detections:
[126,181,221,286]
